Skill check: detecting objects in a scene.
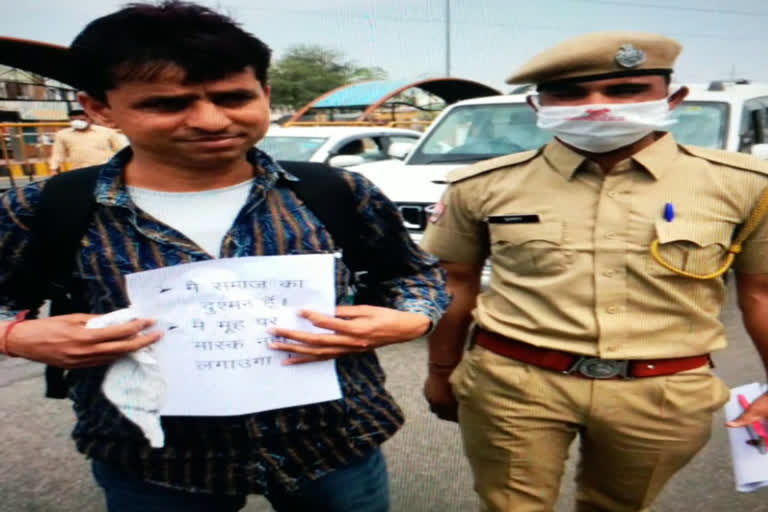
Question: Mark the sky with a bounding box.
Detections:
[2,0,768,92]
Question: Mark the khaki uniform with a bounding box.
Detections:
[49,125,127,171]
[422,135,768,511]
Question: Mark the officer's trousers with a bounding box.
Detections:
[450,345,730,512]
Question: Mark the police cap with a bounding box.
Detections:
[506,31,681,86]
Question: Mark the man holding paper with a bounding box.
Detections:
[0,2,448,511]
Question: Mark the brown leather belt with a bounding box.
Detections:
[475,328,710,379]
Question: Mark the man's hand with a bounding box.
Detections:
[736,272,768,427]
[422,261,481,423]
[727,393,768,428]
[269,305,430,364]
[423,369,459,422]
[6,314,162,368]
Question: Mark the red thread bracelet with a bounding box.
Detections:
[1,310,30,357]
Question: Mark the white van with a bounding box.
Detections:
[353,81,768,235]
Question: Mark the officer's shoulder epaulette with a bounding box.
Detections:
[681,145,768,176]
[446,149,541,184]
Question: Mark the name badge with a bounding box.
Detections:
[487,214,540,224]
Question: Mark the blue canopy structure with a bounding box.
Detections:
[290,78,501,122]
[312,80,416,108]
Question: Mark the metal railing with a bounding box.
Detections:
[386,120,433,130]
[283,121,379,127]
[0,122,69,189]
[282,120,433,131]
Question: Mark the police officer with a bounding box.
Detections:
[422,31,768,511]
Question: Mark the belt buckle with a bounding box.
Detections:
[567,357,630,379]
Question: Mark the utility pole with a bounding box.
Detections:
[445,0,451,76]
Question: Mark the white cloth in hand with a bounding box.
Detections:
[88,308,166,448]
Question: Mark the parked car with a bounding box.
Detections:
[257,126,421,168]
[352,81,768,235]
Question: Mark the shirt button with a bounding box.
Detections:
[607,191,618,198]
[607,306,620,314]
[605,346,618,352]
[603,270,615,277]
[606,232,617,239]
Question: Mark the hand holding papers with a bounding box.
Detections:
[270,305,432,364]
[125,254,342,417]
[736,394,768,454]
[725,382,768,492]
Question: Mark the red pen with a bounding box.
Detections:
[737,394,768,454]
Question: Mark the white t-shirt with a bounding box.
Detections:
[127,179,254,257]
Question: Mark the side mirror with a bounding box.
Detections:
[328,154,366,168]
[387,141,415,160]
[751,143,768,161]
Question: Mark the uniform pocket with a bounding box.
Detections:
[449,345,483,402]
[647,220,732,276]
[489,221,571,276]
[661,366,729,420]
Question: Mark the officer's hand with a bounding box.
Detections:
[727,393,768,428]
[269,305,431,365]
[423,371,459,422]
[6,314,162,368]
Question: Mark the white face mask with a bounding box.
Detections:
[533,97,677,153]
[70,119,90,130]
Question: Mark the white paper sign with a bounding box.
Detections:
[125,254,342,416]
[724,382,768,492]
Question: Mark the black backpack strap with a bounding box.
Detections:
[7,166,101,397]
[21,166,101,310]
[277,161,410,304]
[278,161,366,271]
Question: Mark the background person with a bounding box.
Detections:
[49,109,126,173]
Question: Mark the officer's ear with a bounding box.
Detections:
[77,92,117,129]
[667,86,689,111]
[526,95,539,112]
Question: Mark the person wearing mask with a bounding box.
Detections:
[423,31,768,511]
[49,109,126,173]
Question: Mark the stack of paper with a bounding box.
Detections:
[725,382,768,492]
[124,254,342,417]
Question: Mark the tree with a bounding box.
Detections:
[269,45,387,110]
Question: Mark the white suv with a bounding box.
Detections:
[353,81,768,236]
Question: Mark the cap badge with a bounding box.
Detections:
[615,44,647,68]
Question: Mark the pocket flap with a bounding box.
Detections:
[489,221,563,246]
[654,221,731,248]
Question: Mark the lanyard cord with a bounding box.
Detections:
[650,186,768,280]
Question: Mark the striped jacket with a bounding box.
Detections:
[0,147,449,495]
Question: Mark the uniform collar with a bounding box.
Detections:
[631,132,679,180]
[542,132,679,181]
[542,138,587,181]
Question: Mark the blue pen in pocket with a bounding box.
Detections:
[664,202,675,222]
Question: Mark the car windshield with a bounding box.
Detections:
[667,101,729,149]
[408,103,552,165]
[257,136,328,161]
